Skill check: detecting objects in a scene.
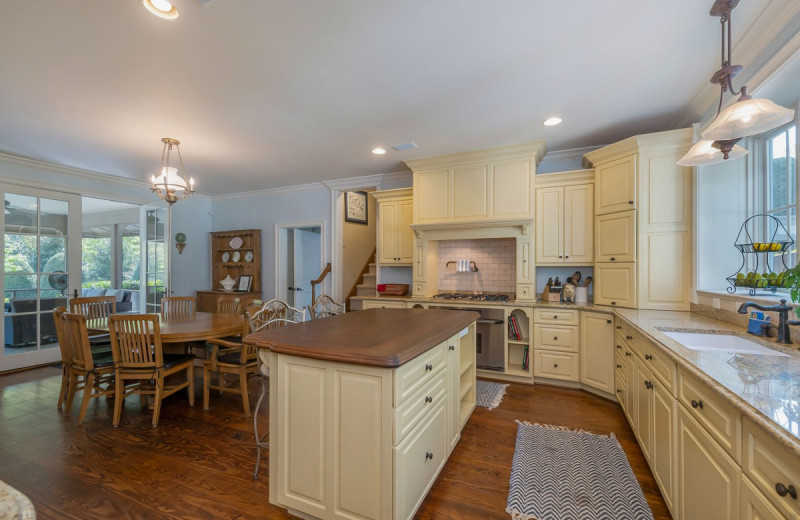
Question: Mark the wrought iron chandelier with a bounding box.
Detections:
[679,0,795,166]
[151,137,195,204]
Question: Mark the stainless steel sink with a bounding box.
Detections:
[658,330,789,357]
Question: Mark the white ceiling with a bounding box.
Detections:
[0,0,782,196]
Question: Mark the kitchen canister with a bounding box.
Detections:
[574,286,588,303]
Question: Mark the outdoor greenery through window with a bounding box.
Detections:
[765,124,797,272]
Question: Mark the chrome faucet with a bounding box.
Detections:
[737,299,797,344]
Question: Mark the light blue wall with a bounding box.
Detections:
[210,186,332,300]
[170,197,213,295]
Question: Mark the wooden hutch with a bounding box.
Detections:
[196,229,262,313]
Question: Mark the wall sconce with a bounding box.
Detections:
[175,232,187,254]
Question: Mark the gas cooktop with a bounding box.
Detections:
[432,292,511,302]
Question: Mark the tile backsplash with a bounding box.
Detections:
[438,238,516,293]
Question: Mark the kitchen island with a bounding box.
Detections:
[245,308,479,520]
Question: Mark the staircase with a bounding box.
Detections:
[346,250,376,311]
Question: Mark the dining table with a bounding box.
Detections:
[90,311,245,344]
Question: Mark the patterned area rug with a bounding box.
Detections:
[475,380,509,409]
[506,422,654,520]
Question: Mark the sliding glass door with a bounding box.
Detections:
[1,186,81,371]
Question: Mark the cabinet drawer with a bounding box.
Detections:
[394,402,447,520]
[742,417,800,519]
[533,350,579,381]
[533,324,578,353]
[394,370,447,445]
[678,368,741,462]
[364,299,407,309]
[533,308,578,325]
[394,344,445,406]
[637,338,676,395]
[741,474,785,520]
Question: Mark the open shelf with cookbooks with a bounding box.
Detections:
[506,308,531,376]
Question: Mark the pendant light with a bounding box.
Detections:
[151,138,195,204]
[679,0,795,166]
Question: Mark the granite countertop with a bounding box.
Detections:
[615,308,800,456]
[244,308,479,368]
[0,480,35,520]
[352,294,613,312]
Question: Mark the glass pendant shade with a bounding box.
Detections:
[701,97,795,141]
[150,138,195,204]
[677,140,748,166]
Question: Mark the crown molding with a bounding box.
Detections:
[404,141,547,172]
[583,128,693,167]
[211,181,327,201]
[0,151,149,190]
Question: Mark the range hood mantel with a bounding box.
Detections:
[411,219,532,240]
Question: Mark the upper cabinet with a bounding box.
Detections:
[405,141,546,226]
[372,188,414,265]
[535,170,594,265]
[584,128,693,311]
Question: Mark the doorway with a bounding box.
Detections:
[276,222,324,313]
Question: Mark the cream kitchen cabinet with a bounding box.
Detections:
[584,128,693,310]
[361,299,408,310]
[405,141,546,226]
[579,312,614,395]
[535,173,594,265]
[373,188,414,265]
[533,309,579,383]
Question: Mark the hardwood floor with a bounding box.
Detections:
[0,367,670,519]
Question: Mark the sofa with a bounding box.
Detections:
[80,288,134,312]
[4,297,68,347]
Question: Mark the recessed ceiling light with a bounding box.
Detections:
[143,0,179,20]
[372,147,386,155]
[543,117,562,127]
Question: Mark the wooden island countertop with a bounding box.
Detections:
[244,308,479,367]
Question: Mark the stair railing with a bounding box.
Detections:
[310,263,332,305]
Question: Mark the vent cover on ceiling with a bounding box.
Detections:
[392,142,419,151]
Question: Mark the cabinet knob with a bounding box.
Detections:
[625,352,632,357]
[559,255,563,259]
[626,335,633,340]
[553,336,558,341]
[553,315,558,319]
[607,320,612,324]
[611,301,617,305]
[565,256,569,259]
[425,452,434,461]
[616,389,622,393]
[425,396,433,403]
[449,345,455,351]
[776,483,798,499]
[616,364,622,369]
[644,380,653,390]
[645,354,653,361]
[425,364,433,371]
[628,200,634,205]
[610,257,616,261]
[691,399,704,409]
[553,363,559,368]
[616,345,622,350]
[616,325,621,330]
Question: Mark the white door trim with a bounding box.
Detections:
[274,220,327,304]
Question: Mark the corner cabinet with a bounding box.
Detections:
[584,128,693,310]
[579,312,614,395]
[198,229,262,312]
[372,189,414,265]
[405,141,546,226]
[535,170,594,265]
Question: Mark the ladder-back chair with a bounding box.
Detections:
[161,296,196,319]
[63,313,115,424]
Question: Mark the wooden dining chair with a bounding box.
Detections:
[306,294,345,320]
[216,296,241,316]
[62,313,115,424]
[161,296,196,319]
[52,307,72,409]
[69,295,116,346]
[250,315,303,479]
[108,314,195,427]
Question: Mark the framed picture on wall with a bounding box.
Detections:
[345,191,368,224]
[236,275,252,292]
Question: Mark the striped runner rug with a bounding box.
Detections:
[506,422,653,520]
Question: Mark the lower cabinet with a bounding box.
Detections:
[677,405,741,520]
[740,474,785,520]
[362,299,408,309]
[580,312,615,394]
[270,327,475,520]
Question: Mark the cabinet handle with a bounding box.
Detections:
[425,396,433,403]
[644,380,653,390]
[425,452,433,461]
[645,354,653,360]
[449,345,455,351]
[616,364,622,369]
[616,325,621,330]
[425,364,433,371]
[628,200,634,205]
[691,399,704,409]
[776,483,798,499]
[616,389,622,393]
[607,320,612,324]
[611,301,617,305]
[625,352,632,357]
[610,257,616,262]
[616,345,622,350]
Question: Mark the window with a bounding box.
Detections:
[764,124,797,272]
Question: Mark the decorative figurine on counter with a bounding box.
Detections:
[562,271,582,303]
